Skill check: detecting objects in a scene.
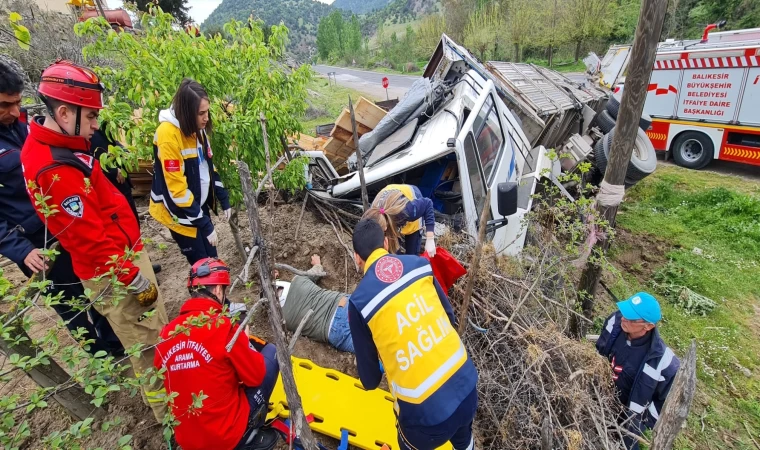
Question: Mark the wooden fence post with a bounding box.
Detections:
[349,96,370,212]
[237,160,319,449]
[650,340,697,450]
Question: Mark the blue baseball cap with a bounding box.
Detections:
[617,292,662,324]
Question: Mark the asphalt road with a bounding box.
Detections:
[311,64,419,100]
[657,154,760,181]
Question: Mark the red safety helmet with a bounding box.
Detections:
[38,60,105,110]
[188,257,231,288]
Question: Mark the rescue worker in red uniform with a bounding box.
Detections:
[155,258,280,450]
[20,60,168,422]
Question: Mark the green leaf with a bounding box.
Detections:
[117,435,132,446]
[9,12,21,22]
[10,23,30,51]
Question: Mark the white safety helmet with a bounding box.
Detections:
[275,281,290,307]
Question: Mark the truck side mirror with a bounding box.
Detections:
[497,182,518,217]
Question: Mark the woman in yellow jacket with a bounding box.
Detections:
[362,184,436,256]
[149,79,231,264]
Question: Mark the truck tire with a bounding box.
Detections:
[671,131,714,170]
[606,93,621,119]
[625,128,657,183]
[596,110,616,134]
[639,113,652,131]
[594,136,608,174]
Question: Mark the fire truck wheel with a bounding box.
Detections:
[606,92,621,119]
[594,136,608,174]
[639,113,652,131]
[625,128,657,183]
[596,110,616,134]
[671,131,714,170]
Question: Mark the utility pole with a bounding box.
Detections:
[92,0,107,19]
[576,0,668,323]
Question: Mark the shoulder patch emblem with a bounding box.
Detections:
[74,153,94,168]
[375,256,404,283]
[164,159,181,172]
[61,195,84,218]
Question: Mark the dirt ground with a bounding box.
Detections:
[2,196,363,449]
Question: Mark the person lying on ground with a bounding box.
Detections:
[155,257,280,450]
[349,219,478,450]
[258,254,354,353]
[596,292,680,450]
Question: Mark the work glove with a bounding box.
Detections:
[207,229,218,247]
[223,208,232,221]
[129,272,158,307]
[424,233,436,257]
[248,334,268,352]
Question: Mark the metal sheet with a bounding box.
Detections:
[487,62,574,116]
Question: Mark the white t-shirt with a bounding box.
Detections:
[198,140,211,205]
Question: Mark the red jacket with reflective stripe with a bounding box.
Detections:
[20,118,142,283]
[154,298,267,450]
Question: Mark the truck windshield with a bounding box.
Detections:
[464,94,505,220]
[473,96,505,182]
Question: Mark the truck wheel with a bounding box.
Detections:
[595,110,616,134]
[625,128,657,183]
[606,93,621,119]
[594,136,608,174]
[671,131,714,169]
[639,113,652,131]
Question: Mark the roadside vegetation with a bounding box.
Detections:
[606,166,760,449]
[317,0,760,76]
[300,77,378,134]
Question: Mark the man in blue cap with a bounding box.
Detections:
[596,292,680,450]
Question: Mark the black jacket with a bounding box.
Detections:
[0,109,47,266]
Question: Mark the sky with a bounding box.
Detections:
[108,0,333,25]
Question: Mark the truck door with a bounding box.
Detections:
[455,80,516,248]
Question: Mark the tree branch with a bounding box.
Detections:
[288,309,314,352]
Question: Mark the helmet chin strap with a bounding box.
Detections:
[40,95,81,136]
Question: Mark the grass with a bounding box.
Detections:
[299,77,379,134]
[367,65,425,76]
[530,59,587,73]
[368,18,424,47]
[606,165,760,449]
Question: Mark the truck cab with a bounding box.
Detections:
[303,35,609,255]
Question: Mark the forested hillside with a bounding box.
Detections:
[202,0,332,60]
[332,0,390,14]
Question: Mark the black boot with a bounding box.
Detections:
[241,428,278,450]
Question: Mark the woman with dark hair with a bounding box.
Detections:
[149,78,231,264]
[362,184,436,256]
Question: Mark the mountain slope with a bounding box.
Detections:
[202,0,332,60]
[332,0,391,14]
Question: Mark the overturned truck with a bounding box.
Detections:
[301,35,656,255]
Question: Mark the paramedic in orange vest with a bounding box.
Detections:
[363,184,436,256]
[349,219,478,450]
[155,258,280,450]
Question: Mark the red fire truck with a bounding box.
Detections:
[598,25,760,169]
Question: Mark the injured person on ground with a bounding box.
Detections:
[261,254,355,353]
